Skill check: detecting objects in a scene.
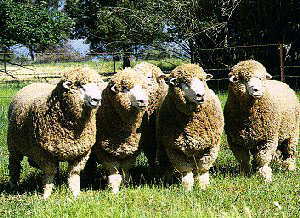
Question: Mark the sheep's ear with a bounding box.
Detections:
[206,74,213,80]
[266,73,272,80]
[158,73,167,80]
[168,77,177,86]
[110,84,117,93]
[228,73,237,83]
[62,81,72,90]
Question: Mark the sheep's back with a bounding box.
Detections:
[224,80,299,146]
[7,83,54,152]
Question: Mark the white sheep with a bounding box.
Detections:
[133,62,168,172]
[224,60,300,182]
[156,64,224,190]
[85,67,149,193]
[7,67,106,199]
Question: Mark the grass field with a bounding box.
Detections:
[0,69,299,217]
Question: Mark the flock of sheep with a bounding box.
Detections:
[6,60,299,199]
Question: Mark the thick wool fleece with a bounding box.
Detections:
[133,62,168,170]
[224,60,300,179]
[156,64,224,178]
[91,68,148,174]
[7,67,103,198]
[134,62,168,115]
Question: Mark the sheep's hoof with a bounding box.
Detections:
[108,174,122,194]
[182,172,194,191]
[195,172,210,189]
[258,166,272,183]
[282,158,296,171]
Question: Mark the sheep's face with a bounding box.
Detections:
[110,83,149,110]
[109,69,149,111]
[169,75,212,105]
[134,62,166,87]
[62,80,103,109]
[229,60,272,99]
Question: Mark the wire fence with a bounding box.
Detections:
[1,43,300,93]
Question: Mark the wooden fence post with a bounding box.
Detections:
[279,43,284,81]
[3,49,7,75]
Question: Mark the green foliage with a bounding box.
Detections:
[0,0,73,52]
[65,0,166,52]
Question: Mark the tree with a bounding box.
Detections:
[159,0,241,64]
[0,0,73,61]
[65,0,167,68]
[228,0,300,45]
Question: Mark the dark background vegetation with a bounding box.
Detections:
[1,0,300,90]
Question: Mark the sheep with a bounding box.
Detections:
[7,67,106,199]
[133,62,168,172]
[224,60,300,182]
[86,67,149,193]
[156,64,224,190]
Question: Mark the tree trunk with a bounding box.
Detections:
[29,47,35,61]
[123,51,131,69]
[189,39,195,64]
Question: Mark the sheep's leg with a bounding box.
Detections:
[121,157,136,185]
[166,148,194,191]
[67,152,91,198]
[41,162,59,199]
[255,141,277,182]
[195,172,209,189]
[142,114,158,172]
[250,148,259,173]
[156,143,174,181]
[82,152,98,183]
[281,135,298,171]
[194,146,219,189]
[8,150,23,189]
[107,167,122,194]
[228,137,251,174]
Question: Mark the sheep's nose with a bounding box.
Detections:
[196,93,205,98]
[137,99,148,105]
[92,98,100,103]
[253,88,259,92]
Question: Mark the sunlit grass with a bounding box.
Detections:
[0,75,299,217]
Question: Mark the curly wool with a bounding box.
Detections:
[133,62,169,170]
[156,64,224,174]
[7,67,105,198]
[134,62,168,115]
[8,70,102,161]
[92,68,148,160]
[224,60,300,176]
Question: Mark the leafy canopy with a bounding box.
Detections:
[0,0,73,51]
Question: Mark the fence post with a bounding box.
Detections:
[113,52,116,73]
[3,49,7,75]
[279,43,284,81]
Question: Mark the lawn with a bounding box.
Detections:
[0,70,299,217]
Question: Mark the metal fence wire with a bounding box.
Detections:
[1,43,299,92]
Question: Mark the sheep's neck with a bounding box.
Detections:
[46,89,93,130]
[228,88,270,113]
[165,95,194,126]
[98,98,144,134]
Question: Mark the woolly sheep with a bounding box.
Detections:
[7,67,106,199]
[86,67,149,193]
[156,64,224,190]
[224,60,300,182]
[133,62,168,171]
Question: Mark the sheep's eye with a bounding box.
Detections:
[122,86,129,93]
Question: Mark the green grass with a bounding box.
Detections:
[0,81,299,217]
